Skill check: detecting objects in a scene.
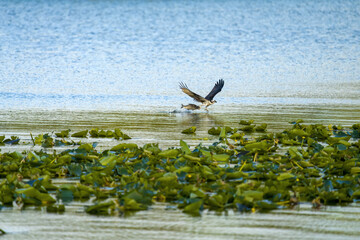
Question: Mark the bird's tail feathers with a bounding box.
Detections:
[181,104,184,108]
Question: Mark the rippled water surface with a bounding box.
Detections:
[0,0,359,108]
[1,204,360,240]
[1,0,360,239]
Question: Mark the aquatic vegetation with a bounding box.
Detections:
[71,130,88,138]
[239,120,254,125]
[181,126,197,134]
[255,123,268,132]
[0,121,359,216]
[28,128,131,147]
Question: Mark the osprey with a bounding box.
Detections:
[179,79,224,111]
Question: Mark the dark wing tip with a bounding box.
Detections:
[214,79,224,90]
[179,82,188,89]
[217,79,224,87]
[204,79,225,100]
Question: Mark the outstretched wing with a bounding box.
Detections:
[179,82,207,103]
[205,79,224,100]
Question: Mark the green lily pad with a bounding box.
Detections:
[208,127,221,135]
[55,130,70,138]
[78,143,94,152]
[180,140,191,154]
[122,198,147,211]
[71,130,88,138]
[183,199,203,216]
[181,126,196,134]
[240,125,255,132]
[350,167,360,175]
[110,143,138,151]
[208,194,228,208]
[183,154,201,162]
[255,123,268,132]
[288,129,309,139]
[277,173,296,181]
[288,147,303,160]
[242,190,264,202]
[212,154,230,162]
[230,132,244,140]
[15,187,56,205]
[100,155,118,166]
[244,141,271,152]
[158,149,179,158]
[86,201,115,215]
[89,128,100,137]
[239,120,254,125]
[114,128,131,140]
[47,204,65,213]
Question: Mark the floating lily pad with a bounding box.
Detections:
[158,149,179,158]
[46,204,65,213]
[277,173,296,181]
[244,141,271,153]
[114,128,131,140]
[180,140,191,154]
[181,126,196,134]
[240,125,256,133]
[208,127,221,135]
[110,143,138,151]
[239,120,254,125]
[71,130,88,138]
[230,132,244,140]
[183,199,203,216]
[55,130,70,138]
[255,123,268,132]
[85,201,115,215]
[15,187,56,205]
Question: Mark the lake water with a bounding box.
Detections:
[0,0,360,239]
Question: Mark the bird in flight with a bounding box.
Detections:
[179,79,224,111]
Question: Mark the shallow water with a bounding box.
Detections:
[1,204,360,240]
[0,103,359,151]
[1,0,360,239]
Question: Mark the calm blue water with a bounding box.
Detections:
[0,0,359,111]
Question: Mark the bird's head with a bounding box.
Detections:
[211,100,217,104]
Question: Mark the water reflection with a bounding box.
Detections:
[174,112,219,127]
